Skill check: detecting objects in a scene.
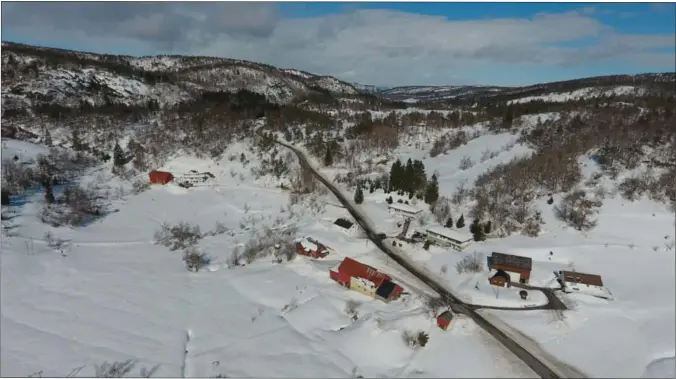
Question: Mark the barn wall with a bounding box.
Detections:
[349,277,376,298]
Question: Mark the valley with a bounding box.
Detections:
[1,42,675,379]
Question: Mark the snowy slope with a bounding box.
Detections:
[1,138,539,378]
[1,42,358,108]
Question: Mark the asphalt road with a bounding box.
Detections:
[263,135,579,379]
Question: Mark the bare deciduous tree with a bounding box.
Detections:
[554,190,600,231]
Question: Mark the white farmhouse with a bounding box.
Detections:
[425,226,474,251]
[333,218,363,238]
[388,202,422,219]
[557,270,612,299]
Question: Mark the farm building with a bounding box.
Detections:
[333,218,363,237]
[487,252,532,284]
[329,257,404,302]
[437,310,454,330]
[557,270,611,299]
[388,203,422,219]
[295,237,329,258]
[489,269,512,288]
[425,226,474,251]
[175,171,216,187]
[149,170,174,185]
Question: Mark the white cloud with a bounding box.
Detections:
[2,3,673,85]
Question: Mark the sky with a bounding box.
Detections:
[1,2,675,86]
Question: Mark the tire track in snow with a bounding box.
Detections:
[181,329,192,378]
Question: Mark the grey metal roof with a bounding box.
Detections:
[491,252,533,271]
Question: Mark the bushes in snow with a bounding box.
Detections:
[94,359,159,378]
[432,196,452,224]
[239,225,298,265]
[183,247,211,272]
[403,330,430,348]
[455,252,484,274]
[554,190,601,231]
[458,155,474,170]
[39,184,106,227]
[344,299,361,320]
[154,222,203,251]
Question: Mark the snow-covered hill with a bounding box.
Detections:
[1,42,358,108]
[377,73,675,103]
[379,85,506,102]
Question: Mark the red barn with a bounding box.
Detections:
[437,310,454,330]
[329,257,390,287]
[149,170,174,185]
[329,257,404,302]
[295,238,329,259]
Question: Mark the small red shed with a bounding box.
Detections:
[437,310,454,330]
[149,170,174,185]
[295,238,329,259]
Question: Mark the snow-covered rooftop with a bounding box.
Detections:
[426,226,473,243]
[352,276,376,288]
[388,202,422,214]
[298,238,318,252]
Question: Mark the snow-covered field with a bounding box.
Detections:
[1,138,541,378]
[2,111,674,378]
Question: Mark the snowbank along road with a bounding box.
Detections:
[261,133,587,379]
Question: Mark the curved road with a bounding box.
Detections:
[261,134,586,379]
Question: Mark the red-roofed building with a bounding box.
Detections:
[149,170,174,185]
[437,310,454,330]
[295,237,329,259]
[329,257,404,302]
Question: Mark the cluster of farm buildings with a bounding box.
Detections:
[148,170,215,188]
[388,202,611,299]
[148,171,609,329]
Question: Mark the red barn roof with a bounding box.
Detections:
[336,257,390,284]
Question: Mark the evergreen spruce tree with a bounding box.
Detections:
[404,158,414,193]
[445,217,454,228]
[354,186,364,204]
[44,180,55,204]
[484,221,492,234]
[389,159,403,192]
[71,130,81,151]
[473,225,486,242]
[413,160,427,192]
[324,146,333,166]
[44,129,52,147]
[424,174,440,204]
[502,106,514,128]
[113,142,125,167]
[469,218,480,234]
[456,214,465,228]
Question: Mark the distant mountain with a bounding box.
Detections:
[375,74,675,104]
[1,41,360,112]
[377,85,507,102]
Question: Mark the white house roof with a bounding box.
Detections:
[426,226,473,243]
[388,202,422,214]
